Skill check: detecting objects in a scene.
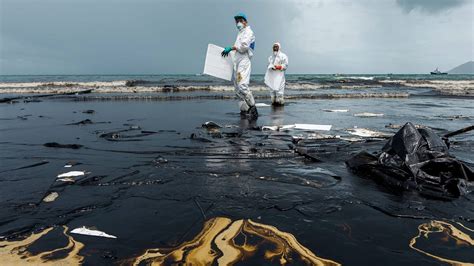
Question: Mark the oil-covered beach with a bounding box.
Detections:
[0,74,473,265]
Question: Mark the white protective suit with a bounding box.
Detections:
[266,43,288,105]
[232,26,256,112]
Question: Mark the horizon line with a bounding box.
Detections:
[1,73,472,76]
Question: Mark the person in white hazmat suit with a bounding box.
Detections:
[266,42,288,106]
[221,12,258,120]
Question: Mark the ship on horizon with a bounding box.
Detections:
[430,67,448,75]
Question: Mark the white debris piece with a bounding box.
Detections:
[262,126,279,131]
[42,192,59,203]
[322,109,349,113]
[292,134,340,142]
[57,177,75,182]
[64,165,73,168]
[263,124,332,131]
[294,124,332,131]
[347,128,391,138]
[255,103,271,107]
[70,227,117,239]
[340,137,364,142]
[353,112,384,117]
[57,171,85,178]
[306,133,340,139]
[281,125,296,130]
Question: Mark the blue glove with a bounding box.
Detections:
[221,46,233,57]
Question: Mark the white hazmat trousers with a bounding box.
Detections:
[266,51,288,105]
[232,26,256,112]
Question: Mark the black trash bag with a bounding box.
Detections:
[346,122,474,199]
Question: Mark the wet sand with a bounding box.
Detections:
[0,94,473,265]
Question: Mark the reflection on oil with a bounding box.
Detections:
[409,220,474,266]
[130,217,340,265]
[0,226,84,265]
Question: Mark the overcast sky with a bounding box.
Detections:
[0,0,472,74]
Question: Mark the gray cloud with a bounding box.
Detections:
[396,0,468,14]
[0,0,472,74]
[0,0,298,74]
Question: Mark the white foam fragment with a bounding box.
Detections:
[64,165,73,168]
[42,192,59,203]
[70,227,117,239]
[353,112,384,117]
[57,171,85,178]
[322,109,349,113]
[255,103,271,107]
[347,128,390,137]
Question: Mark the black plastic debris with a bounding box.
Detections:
[346,122,474,199]
[17,115,32,120]
[44,142,83,149]
[68,119,111,125]
[202,121,222,129]
[68,119,94,125]
[98,127,156,141]
[23,99,42,103]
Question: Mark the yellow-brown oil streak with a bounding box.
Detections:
[129,217,341,266]
[0,226,84,265]
[215,219,247,265]
[245,219,341,266]
[409,220,474,266]
[131,217,233,265]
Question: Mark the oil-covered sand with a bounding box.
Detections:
[0,92,473,265]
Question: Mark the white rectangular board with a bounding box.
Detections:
[264,69,284,91]
[203,44,234,81]
[294,124,332,131]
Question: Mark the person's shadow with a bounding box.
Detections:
[270,105,285,127]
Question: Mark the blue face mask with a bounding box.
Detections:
[236,22,244,30]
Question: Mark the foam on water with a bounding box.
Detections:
[0,80,128,88]
[339,76,375,80]
[0,74,472,97]
[379,79,474,95]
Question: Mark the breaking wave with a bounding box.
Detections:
[337,76,375,81]
[0,84,383,94]
[0,78,472,96]
[0,80,128,89]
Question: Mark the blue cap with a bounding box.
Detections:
[234,12,247,21]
